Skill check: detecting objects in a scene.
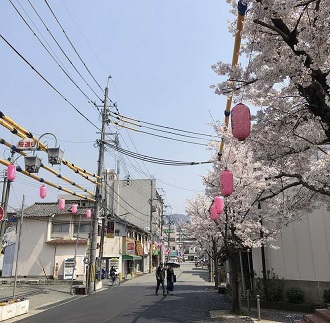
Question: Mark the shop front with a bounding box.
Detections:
[122,238,142,278]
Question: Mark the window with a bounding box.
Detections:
[74,224,91,233]
[115,229,120,236]
[52,223,69,233]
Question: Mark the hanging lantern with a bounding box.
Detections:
[58,198,65,210]
[7,164,16,181]
[40,185,47,199]
[210,204,219,221]
[220,169,234,197]
[86,209,91,218]
[214,195,224,214]
[231,103,251,141]
[71,204,78,214]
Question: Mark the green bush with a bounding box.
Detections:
[323,289,330,303]
[286,287,304,304]
[255,269,284,302]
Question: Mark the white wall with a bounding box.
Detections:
[253,206,330,282]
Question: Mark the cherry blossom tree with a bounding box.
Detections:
[212,0,330,212]
[184,194,223,287]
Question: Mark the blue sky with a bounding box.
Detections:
[0,1,234,214]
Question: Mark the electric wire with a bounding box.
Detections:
[103,144,153,200]
[110,112,218,142]
[110,120,209,147]
[0,36,101,131]
[111,111,218,139]
[105,144,204,193]
[26,0,103,103]
[43,0,104,93]
[8,0,101,108]
[60,0,109,74]
[105,142,212,166]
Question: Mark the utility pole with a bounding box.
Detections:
[88,78,109,294]
[149,179,153,273]
[0,151,15,245]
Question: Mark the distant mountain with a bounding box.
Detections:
[166,213,189,225]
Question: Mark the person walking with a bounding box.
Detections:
[166,264,175,295]
[155,262,166,296]
[109,266,117,284]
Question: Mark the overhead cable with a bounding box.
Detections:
[110,111,218,138]
[0,35,101,130]
[44,0,104,93]
[8,0,102,106]
[104,143,211,166]
[110,112,218,142]
[109,120,209,147]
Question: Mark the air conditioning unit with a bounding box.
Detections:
[144,227,150,232]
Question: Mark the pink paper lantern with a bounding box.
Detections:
[58,198,65,210]
[71,204,78,214]
[220,169,233,197]
[40,185,47,199]
[214,195,224,214]
[231,103,251,141]
[86,209,91,218]
[210,204,219,221]
[7,164,16,181]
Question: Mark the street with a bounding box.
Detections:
[9,263,231,323]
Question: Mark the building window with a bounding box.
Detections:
[74,224,91,233]
[52,223,69,233]
[115,229,120,236]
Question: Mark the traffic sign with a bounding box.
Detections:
[0,206,4,221]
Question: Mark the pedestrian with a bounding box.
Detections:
[155,262,166,296]
[109,266,117,284]
[166,265,175,295]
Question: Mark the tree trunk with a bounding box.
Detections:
[229,252,241,314]
[213,240,219,288]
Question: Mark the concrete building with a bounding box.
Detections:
[252,205,330,303]
[104,172,164,270]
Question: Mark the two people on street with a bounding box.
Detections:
[155,262,176,296]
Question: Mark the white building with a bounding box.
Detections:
[252,205,330,303]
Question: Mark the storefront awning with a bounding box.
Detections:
[122,254,142,261]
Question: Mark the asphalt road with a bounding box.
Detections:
[14,263,232,323]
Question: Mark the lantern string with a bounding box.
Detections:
[0,111,101,179]
[0,158,95,202]
[0,137,96,196]
[217,0,248,162]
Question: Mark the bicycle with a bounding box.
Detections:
[109,273,120,286]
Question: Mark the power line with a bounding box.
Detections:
[104,142,212,166]
[0,34,101,131]
[110,120,209,147]
[44,0,104,93]
[110,112,216,142]
[8,0,101,107]
[111,111,218,139]
[25,0,103,103]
